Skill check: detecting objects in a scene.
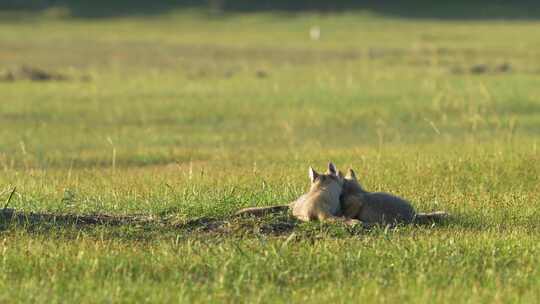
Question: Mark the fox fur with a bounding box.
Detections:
[235,163,359,225]
[340,168,448,225]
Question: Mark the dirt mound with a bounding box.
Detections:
[0,208,299,236]
[0,65,72,81]
[451,62,512,75]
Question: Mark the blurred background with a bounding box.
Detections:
[3,0,540,18]
[1,0,540,169]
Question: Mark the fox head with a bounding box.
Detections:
[345,168,357,181]
[342,168,366,194]
[308,162,344,192]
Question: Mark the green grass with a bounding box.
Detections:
[1,7,540,303]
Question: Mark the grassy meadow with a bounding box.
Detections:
[1,5,540,303]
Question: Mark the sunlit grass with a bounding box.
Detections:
[1,8,540,303]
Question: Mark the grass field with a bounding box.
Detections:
[1,5,540,303]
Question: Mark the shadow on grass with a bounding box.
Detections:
[2,0,540,20]
[0,208,158,228]
[0,207,461,241]
[0,207,301,237]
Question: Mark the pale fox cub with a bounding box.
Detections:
[236,163,359,225]
[341,168,448,225]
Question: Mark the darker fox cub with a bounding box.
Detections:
[341,169,448,225]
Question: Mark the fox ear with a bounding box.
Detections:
[309,166,319,182]
[346,168,357,180]
[327,162,337,175]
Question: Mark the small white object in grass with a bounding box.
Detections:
[310,26,321,41]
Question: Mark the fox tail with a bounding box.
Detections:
[413,211,449,224]
[234,205,289,217]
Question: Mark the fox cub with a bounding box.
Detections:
[340,168,448,225]
[235,163,359,225]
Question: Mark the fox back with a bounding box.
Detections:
[340,169,416,224]
[351,192,416,223]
